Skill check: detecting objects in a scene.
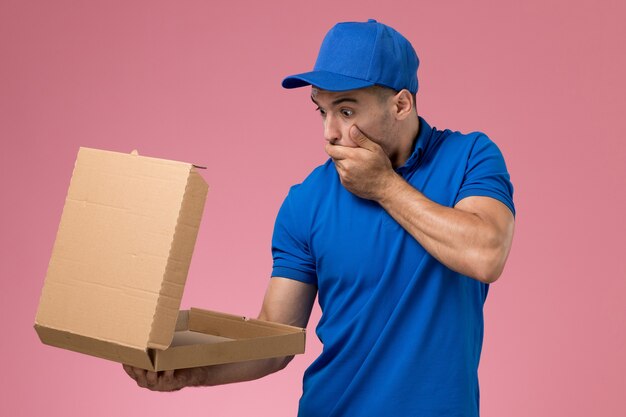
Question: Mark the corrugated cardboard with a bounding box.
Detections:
[34,147,305,371]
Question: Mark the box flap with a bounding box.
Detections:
[35,147,208,351]
[34,324,156,370]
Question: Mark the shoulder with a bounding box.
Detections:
[284,159,338,202]
[272,160,336,260]
[444,129,515,215]
[436,126,494,152]
[426,124,505,166]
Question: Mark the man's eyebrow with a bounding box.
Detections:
[332,97,358,106]
[310,96,359,107]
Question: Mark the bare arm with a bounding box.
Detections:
[378,178,514,283]
[123,277,317,391]
[326,125,514,284]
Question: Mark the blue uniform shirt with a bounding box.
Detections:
[272,117,515,417]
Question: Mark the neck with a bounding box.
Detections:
[390,114,420,168]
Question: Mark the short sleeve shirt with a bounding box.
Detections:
[272,117,514,417]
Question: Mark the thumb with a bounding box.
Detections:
[349,125,376,150]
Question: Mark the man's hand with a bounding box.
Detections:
[122,280,316,392]
[123,364,192,392]
[325,125,397,201]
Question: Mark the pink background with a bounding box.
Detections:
[1,0,625,416]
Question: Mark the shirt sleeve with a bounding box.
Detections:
[454,134,516,216]
[271,187,318,285]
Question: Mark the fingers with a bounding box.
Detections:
[325,142,348,160]
[349,125,376,150]
[132,368,149,388]
[122,364,154,389]
[145,370,159,387]
[123,364,183,392]
[325,126,379,160]
[163,370,176,384]
[122,364,134,378]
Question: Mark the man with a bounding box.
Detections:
[124,19,515,417]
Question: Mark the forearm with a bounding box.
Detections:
[377,174,509,283]
[181,355,293,387]
[125,354,293,392]
[180,279,314,388]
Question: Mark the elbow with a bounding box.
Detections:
[475,265,503,284]
[463,216,514,284]
[473,224,514,284]
[472,246,509,284]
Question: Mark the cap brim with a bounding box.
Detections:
[282,70,374,92]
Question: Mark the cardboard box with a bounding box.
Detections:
[34,147,305,371]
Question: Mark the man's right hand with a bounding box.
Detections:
[123,364,200,392]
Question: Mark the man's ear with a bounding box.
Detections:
[392,89,414,121]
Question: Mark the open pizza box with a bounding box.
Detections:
[34,147,305,371]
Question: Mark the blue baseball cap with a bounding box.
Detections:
[282,19,419,94]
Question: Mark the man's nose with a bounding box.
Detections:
[323,115,341,144]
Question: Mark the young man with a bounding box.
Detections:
[124,19,515,417]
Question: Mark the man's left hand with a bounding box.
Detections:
[325,125,397,201]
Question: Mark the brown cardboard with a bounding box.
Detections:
[34,147,305,371]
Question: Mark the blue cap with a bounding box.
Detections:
[282,19,419,94]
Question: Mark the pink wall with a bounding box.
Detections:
[2,0,625,415]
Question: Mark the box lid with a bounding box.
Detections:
[35,147,208,351]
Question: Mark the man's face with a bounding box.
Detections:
[310,87,397,152]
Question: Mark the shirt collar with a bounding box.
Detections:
[397,116,432,173]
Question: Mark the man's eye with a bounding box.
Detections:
[340,109,353,117]
[315,106,327,117]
